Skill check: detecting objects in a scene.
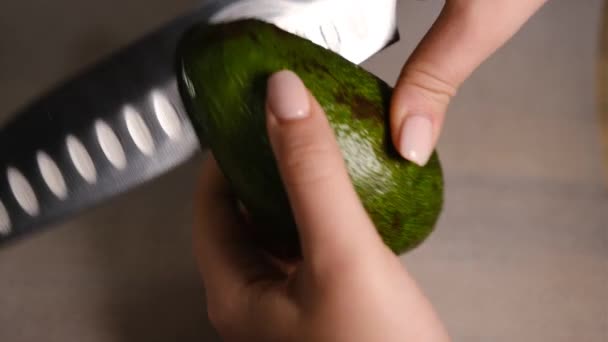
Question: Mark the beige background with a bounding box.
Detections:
[1,1,607,341]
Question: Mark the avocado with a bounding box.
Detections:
[176,19,444,256]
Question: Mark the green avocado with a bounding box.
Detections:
[176,19,444,256]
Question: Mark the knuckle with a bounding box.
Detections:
[279,136,338,188]
[401,64,458,105]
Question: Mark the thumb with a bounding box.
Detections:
[265,70,385,272]
[391,0,547,165]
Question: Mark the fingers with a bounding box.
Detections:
[194,154,289,301]
[391,0,547,165]
[265,70,385,271]
[193,155,249,293]
[194,154,289,288]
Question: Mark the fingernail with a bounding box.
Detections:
[399,114,434,166]
[267,70,310,121]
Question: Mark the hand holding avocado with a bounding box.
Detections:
[179,20,443,256]
[183,1,546,338]
[192,70,450,342]
[390,0,547,166]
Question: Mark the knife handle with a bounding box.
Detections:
[0,9,207,246]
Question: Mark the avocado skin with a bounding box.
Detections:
[177,19,444,256]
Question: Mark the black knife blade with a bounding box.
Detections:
[0,1,400,247]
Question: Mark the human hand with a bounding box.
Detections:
[193,70,450,342]
[392,0,547,165]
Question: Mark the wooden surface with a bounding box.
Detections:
[0,1,607,342]
[598,2,608,185]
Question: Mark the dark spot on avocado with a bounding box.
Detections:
[248,31,260,44]
[298,61,315,74]
[309,59,331,75]
[296,59,340,83]
[391,213,404,237]
[334,92,383,122]
[352,95,383,121]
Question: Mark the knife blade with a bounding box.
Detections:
[0,0,399,247]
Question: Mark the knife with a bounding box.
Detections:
[0,0,400,247]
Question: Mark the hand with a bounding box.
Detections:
[392,0,547,165]
[193,70,450,342]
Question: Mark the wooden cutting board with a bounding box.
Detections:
[598,3,608,185]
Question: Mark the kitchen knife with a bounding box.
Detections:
[0,0,400,247]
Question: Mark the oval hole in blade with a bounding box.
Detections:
[66,135,97,184]
[36,151,68,200]
[124,106,155,156]
[152,90,183,140]
[7,167,40,216]
[95,119,127,170]
[0,199,11,235]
